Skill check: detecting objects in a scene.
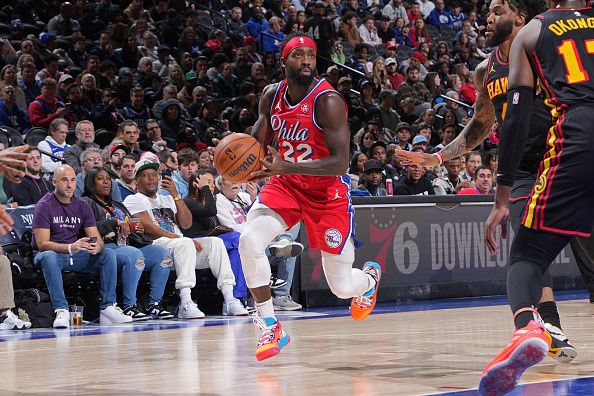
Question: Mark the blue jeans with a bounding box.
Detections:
[268,223,301,297]
[105,243,172,307]
[215,231,247,298]
[34,249,118,310]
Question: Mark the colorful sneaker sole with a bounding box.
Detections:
[479,337,549,396]
[350,262,381,321]
[255,334,290,361]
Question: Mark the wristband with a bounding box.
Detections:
[129,222,136,233]
[434,152,445,165]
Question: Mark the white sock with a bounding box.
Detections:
[256,298,276,324]
[221,285,235,302]
[179,287,192,304]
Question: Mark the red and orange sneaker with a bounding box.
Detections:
[479,320,552,396]
[254,316,290,361]
[351,262,381,321]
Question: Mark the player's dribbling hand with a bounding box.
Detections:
[250,146,285,180]
[484,203,510,256]
[395,148,439,168]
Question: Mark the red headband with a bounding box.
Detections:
[281,36,317,59]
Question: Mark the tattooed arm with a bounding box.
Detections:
[396,59,496,167]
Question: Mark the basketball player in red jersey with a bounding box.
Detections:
[238,33,381,361]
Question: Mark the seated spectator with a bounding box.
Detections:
[186,86,208,119]
[358,16,382,46]
[400,52,429,81]
[115,155,137,200]
[18,62,41,107]
[0,245,31,330]
[82,167,173,320]
[416,123,436,151]
[75,147,122,202]
[10,147,53,206]
[62,83,90,128]
[261,17,285,54]
[394,122,413,151]
[158,99,188,146]
[104,143,129,180]
[32,165,132,328]
[394,162,435,196]
[181,170,249,315]
[353,159,387,197]
[369,141,400,185]
[118,87,152,131]
[47,2,81,41]
[90,89,124,131]
[433,156,469,195]
[63,120,98,174]
[139,118,168,154]
[377,89,400,140]
[412,135,430,152]
[0,85,31,134]
[1,65,27,109]
[177,71,198,107]
[38,118,70,174]
[339,12,361,45]
[396,65,431,116]
[124,158,230,318]
[214,63,240,99]
[385,57,406,91]
[80,74,101,108]
[458,166,494,195]
[378,15,397,44]
[158,150,179,173]
[355,128,377,155]
[435,123,458,150]
[57,74,75,99]
[91,31,121,65]
[348,152,368,189]
[35,54,63,83]
[28,78,66,128]
[359,80,375,110]
[383,0,409,23]
[113,68,135,103]
[427,0,453,28]
[165,148,198,199]
[400,97,419,125]
[461,150,483,181]
[112,120,142,158]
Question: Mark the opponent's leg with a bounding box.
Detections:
[239,207,290,361]
[479,228,571,395]
[321,239,381,320]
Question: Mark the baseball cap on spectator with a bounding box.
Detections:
[314,1,325,8]
[385,58,397,66]
[359,79,373,90]
[134,158,160,178]
[140,151,159,163]
[243,36,257,46]
[118,68,133,78]
[412,51,425,62]
[161,98,182,111]
[157,44,171,53]
[39,32,56,45]
[386,40,398,49]
[412,135,428,145]
[338,76,352,85]
[326,65,339,74]
[184,71,198,82]
[10,19,23,31]
[59,74,74,84]
[396,122,411,132]
[380,15,391,22]
[378,89,395,100]
[363,159,383,174]
[369,141,387,155]
[110,143,129,156]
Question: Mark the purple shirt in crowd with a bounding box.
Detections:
[32,192,96,250]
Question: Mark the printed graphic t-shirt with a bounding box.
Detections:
[123,192,182,237]
[32,192,96,250]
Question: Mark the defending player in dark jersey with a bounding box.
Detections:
[480,0,594,394]
[239,32,381,362]
[396,0,585,366]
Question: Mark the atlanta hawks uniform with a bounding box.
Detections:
[258,78,354,255]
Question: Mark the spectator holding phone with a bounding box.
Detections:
[32,164,132,328]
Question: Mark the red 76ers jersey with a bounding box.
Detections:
[269,78,346,163]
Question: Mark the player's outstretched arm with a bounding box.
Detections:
[251,83,277,148]
[396,59,496,168]
[251,92,350,178]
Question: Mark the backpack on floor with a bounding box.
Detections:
[13,288,54,328]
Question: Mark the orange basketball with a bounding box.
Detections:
[214,133,265,182]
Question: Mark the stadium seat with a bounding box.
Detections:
[94,129,116,148]
[0,127,24,148]
[25,127,49,147]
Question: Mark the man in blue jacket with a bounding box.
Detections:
[0,85,31,134]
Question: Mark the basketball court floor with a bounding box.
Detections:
[1,291,593,395]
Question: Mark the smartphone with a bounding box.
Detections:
[88,237,97,243]
[162,168,172,179]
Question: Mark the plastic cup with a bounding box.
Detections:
[70,305,84,326]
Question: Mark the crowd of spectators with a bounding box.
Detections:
[0,0,503,330]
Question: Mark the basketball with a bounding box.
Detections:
[213,133,265,182]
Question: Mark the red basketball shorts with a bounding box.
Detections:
[258,174,355,255]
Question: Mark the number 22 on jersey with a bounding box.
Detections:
[282,141,314,163]
[557,39,594,84]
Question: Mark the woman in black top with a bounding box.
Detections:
[182,168,248,300]
[82,167,173,320]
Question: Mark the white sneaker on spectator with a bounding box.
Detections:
[269,239,304,257]
[273,295,303,311]
[0,310,31,330]
[222,299,249,316]
[177,300,205,319]
[100,304,134,325]
[53,309,70,329]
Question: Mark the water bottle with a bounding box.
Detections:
[386,178,393,196]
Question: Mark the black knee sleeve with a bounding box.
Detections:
[510,227,571,273]
[541,270,553,289]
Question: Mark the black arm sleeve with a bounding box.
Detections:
[496,86,535,187]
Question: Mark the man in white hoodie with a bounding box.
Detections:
[37,118,70,174]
